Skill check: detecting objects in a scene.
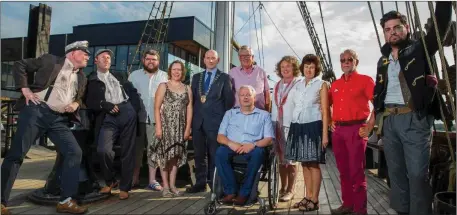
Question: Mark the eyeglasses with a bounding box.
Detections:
[340,58,354,63]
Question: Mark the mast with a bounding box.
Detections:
[214,1,233,73]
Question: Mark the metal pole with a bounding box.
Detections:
[214,1,232,73]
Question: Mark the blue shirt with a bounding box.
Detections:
[205,68,218,87]
[218,107,275,145]
[385,53,405,105]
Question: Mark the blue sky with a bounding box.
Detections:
[1,1,455,82]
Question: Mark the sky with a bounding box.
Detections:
[1,1,456,84]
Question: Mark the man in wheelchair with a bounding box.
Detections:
[215,85,274,206]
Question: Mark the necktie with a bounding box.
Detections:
[204,71,212,93]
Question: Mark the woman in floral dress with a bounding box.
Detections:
[151,60,192,197]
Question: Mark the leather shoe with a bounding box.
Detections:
[100,181,119,194]
[56,199,88,214]
[220,194,236,204]
[233,195,248,206]
[2,204,11,215]
[186,185,206,193]
[119,191,129,200]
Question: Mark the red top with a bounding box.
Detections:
[329,71,375,122]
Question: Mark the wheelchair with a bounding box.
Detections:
[204,146,280,215]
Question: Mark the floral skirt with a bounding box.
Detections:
[285,120,326,164]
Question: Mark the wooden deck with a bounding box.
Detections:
[1,146,395,214]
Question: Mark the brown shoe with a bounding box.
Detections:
[100,181,119,194]
[2,204,11,215]
[220,194,236,204]
[119,191,129,200]
[233,195,248,206]
[56,199,88,214]
[331,205,353,215]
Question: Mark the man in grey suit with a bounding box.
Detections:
[186,50,235,193]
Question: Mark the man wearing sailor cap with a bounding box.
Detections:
[1,40,90,214]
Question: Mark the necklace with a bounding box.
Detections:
[198,71,221,103]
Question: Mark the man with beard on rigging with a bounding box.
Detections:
[360,2,452,215]
[129,49,168,191]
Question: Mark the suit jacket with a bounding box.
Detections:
[84,71,143,142]
[12,54,87,122]
[191,69,235,131]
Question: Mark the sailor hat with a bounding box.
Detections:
[65,40,90,54]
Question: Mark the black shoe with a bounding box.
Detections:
[186,184,207,193]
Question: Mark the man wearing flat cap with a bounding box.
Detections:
[1,41,90,214]
[84,48,142,200]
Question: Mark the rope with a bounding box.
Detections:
[368,2,382,50]
[234,4,262,37]
[252,2,262,67]
[428,2,456,120]
[412,2,455,167]
[259,2,265,68]
[380,1,384,15]
[395,1,399,12]
[261,2,300,59]
[319,2,333,67]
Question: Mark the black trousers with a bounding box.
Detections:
[192,125,219,187]
[1,103,82,204]
[97,102,137,192]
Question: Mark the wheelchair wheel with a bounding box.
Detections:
[257,205,267,215]
[267,155,280,210]
[204,201,217,215]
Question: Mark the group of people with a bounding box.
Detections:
[0,2,452,215]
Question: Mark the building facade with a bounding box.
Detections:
[1,16,240,98]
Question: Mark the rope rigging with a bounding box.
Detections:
[233,4,262,38]
[367,2,382,50]
[318,2,333,68]
[259,2,265,68]
[252,2,262,68]
[261,2,300,59]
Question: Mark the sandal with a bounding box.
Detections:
[162,188,173,197]
[299,199,319,211]
[293,197,311,208]
[146,181,163,191]
[170,187,182,197]
[279,189,286,197]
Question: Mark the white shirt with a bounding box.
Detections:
[37,58,78,113]
[128,69,168,123]
[97,71,127,105]
[271,83,294,127]
[289,77,328,124]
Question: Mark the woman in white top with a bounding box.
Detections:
[271,56,302,202]
[287,54,330,212]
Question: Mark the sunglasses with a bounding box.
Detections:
[340,58,354,63]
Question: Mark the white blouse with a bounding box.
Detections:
[289,77,328,124]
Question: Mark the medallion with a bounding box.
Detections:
[201,95,206,103]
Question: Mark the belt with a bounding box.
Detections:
[376,106,412,135]
[335,119,366,126]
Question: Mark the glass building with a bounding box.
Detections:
[1,16,240,97]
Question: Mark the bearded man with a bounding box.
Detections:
[128,49,168,191]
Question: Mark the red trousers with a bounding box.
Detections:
[332,123,368,214]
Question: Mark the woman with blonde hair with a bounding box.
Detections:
[287,54,330,211]
[151,60,192,197]
[271,56,302,202]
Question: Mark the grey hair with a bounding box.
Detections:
[239,85,256,96]
[239,45,254,55]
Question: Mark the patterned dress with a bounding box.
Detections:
[149,83,189,169]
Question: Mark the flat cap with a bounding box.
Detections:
[65,40,90,54]
[95,49,114,58]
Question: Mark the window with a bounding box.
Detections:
[116,45,128,72]
[106,46,117,66]
[87,47,94,66]
[128,45,141,65]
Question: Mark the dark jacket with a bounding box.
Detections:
[373,1,452,120]
[191,69,235,131]
[84,71,143,142]
[12,53,87,122]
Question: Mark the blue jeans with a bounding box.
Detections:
[1,103,82,204]
[215,145,265,197]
